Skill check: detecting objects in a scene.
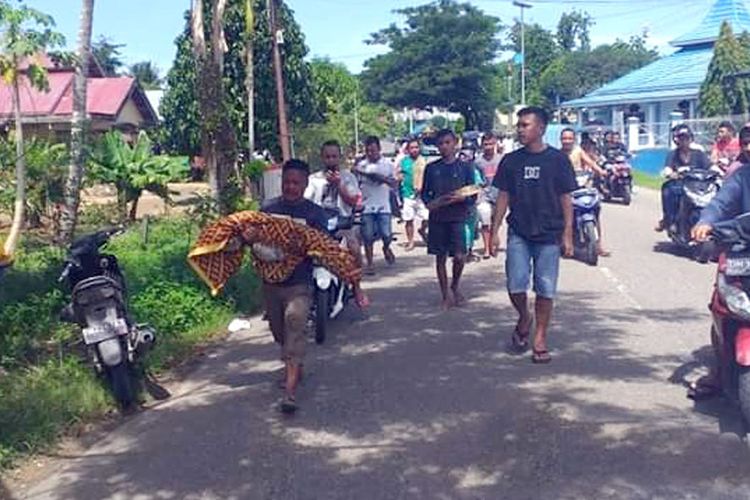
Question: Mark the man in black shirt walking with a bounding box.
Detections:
[421,129,476,310]
[490,107,577,364]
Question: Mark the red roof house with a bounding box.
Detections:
[0,55,158,141]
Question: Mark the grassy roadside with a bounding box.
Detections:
[633,170,662,191]
[0,216,261,469]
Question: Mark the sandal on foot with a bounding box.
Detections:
[511,329,530,352]
[687,377,721,401]
[532,349,552,364]
[280,396,298,414]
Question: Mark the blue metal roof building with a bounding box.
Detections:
[564,0,750,146]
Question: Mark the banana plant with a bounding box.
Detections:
[88,131,188,222]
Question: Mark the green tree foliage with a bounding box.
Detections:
[160,1,316,158]
[509,21,560,87]
[361,0,503,130]
[556,10,592,52]
[91,35,124,76]
[538,36,658,106]
[0,140,68,228]
[0,1,65,259]
[699,22,750,117]
[129,61,162,90]
[88,131,188,222]
[296,58,393,166]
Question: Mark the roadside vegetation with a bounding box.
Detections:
[0,216,261,468]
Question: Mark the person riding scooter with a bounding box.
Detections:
[690,146,750,399]
[655,124,711,232]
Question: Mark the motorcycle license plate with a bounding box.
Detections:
[726,256,750,277]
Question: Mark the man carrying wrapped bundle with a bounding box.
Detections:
[188,159,368,414]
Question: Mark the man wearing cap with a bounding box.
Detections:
[656,124,711,232]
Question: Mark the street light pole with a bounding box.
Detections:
[513,1,532,107]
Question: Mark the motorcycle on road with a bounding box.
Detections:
[572,172,602,266]
[600,154,633,205]
[666,166,721,262]
[708,213,750,428]
[59,228,155,409]
[311,209,358,344]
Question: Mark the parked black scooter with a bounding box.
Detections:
[59,228,155,409]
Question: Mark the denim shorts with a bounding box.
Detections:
[505,229,561,299]
[361,212,393,245]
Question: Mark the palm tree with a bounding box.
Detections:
[58,0,94,245]
[129,61,162,90]
[0,2,65,259]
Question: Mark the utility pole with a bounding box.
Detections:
[245,0,255,159]
[513,1,532,106]
[353,86,360,156]
[269,0,290,162]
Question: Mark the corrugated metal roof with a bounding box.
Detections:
[0,73,157,125]
[564,47,713,107]
[671,0,750,47]
[564,0,750,108]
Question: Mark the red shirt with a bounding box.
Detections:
[712,137,741,162]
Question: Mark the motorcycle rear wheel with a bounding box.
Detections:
[108,362,135,410]
[314,290,329,345]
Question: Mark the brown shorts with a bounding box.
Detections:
[263,283,312,364]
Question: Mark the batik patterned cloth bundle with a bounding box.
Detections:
[187,210,361,296]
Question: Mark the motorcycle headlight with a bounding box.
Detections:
[718,274,750,321]
[686,186,717,208]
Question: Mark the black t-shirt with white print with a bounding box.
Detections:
[493,146,578,244]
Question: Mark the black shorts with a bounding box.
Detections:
[428,220,465,257]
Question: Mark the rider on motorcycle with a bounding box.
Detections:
[710,121,740,172]
[655,124,711,232]
[690,135,750,399]
[560,128,610,257]
[305,140,362,266]
[603,131,628,161]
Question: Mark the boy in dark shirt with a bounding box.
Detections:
[421,129,476,310]
[490,107,577,364]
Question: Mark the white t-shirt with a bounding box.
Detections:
[355,157,394,214]
[304,169,360,217]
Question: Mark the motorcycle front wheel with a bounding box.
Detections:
[583,222,599,266]
[622,185,632,206]
[738,367,750,432]
[314,290,329,345]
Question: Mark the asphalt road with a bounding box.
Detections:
[8,188,750,500]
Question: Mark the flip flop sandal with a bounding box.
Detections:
[511,329,530,352]
[280,396,298,414]
[687,378,721,401]
[532,349,552,364]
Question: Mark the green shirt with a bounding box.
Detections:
[400,157,416,199]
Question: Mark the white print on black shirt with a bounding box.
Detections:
[523,166,541,180]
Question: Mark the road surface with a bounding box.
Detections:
[7,188,750,500]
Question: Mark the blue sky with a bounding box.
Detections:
[24,0,723,76]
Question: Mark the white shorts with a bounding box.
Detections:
[402,197,429,222]
[477,201,493,227]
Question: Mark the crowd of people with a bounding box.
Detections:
[249,106,750,413]
[252,106,589,412]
